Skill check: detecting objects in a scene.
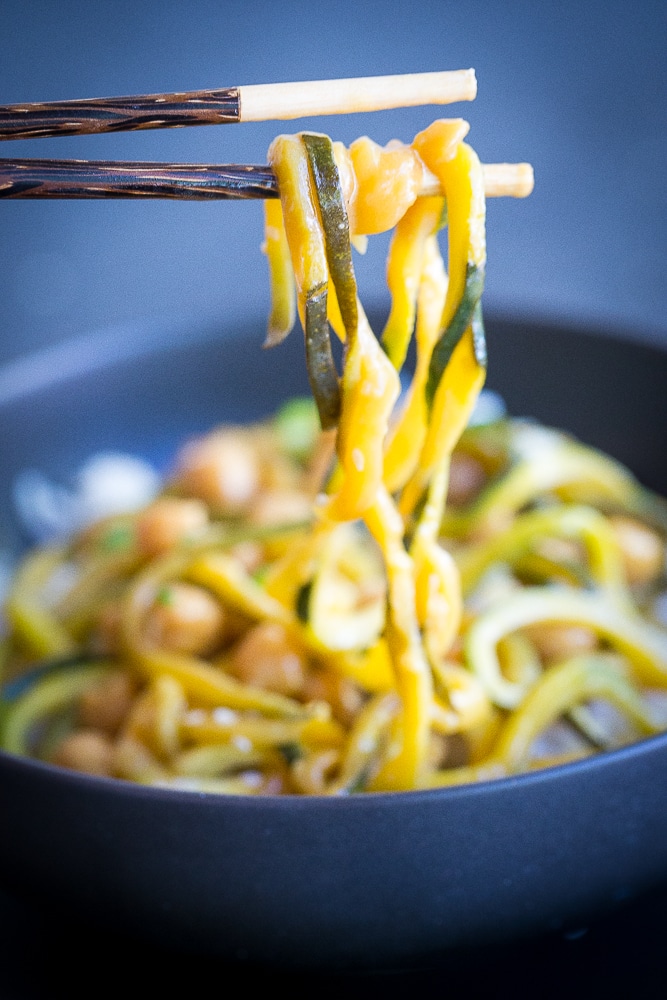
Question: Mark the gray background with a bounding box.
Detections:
[1,0,665,368]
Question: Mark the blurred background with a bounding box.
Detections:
[1,0,665,369]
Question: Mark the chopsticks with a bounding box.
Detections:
[0,69,534,200]
[0,159,278,200]
[0,70,476,141]
[0,158,535,200]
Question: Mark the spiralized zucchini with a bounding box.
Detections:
[2,115,667,796]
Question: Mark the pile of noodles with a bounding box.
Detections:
[1,119,667,794]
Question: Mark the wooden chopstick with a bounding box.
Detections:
[0,70,476,141]
[0,158,534,200]
[0,159,278,200]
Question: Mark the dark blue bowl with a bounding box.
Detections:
[0,313,666,970]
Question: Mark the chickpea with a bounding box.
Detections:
[609,515,665,586]
[302,669,364,727]
[228,622,306,696]
[143,582,227,656]
[136,497,209,558]
[428,732,469,770]
[248,489,313,559]
[52,729,114,776]
[254,430,302,492]
[524,622,598,665]
[111,735,162,782]
[229,540,264,575]
[249,489,312,528]
[78,669,137,735]
[121,689,155,745]
[427,732,450,770]
[90,600,123,655]
[448,452,487,507]
[174,430,260,514]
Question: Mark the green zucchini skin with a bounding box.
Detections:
[302,132,358,339]
[0,652,110,702]
[295,581,313,623]
[425,262,486,407]
[305,287,341,430]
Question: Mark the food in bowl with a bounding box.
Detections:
[2,109,666,796]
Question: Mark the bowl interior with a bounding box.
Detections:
[1,312,666,969]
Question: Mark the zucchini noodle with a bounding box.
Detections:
[2,106,667,796]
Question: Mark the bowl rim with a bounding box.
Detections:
[1,725,666,808]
